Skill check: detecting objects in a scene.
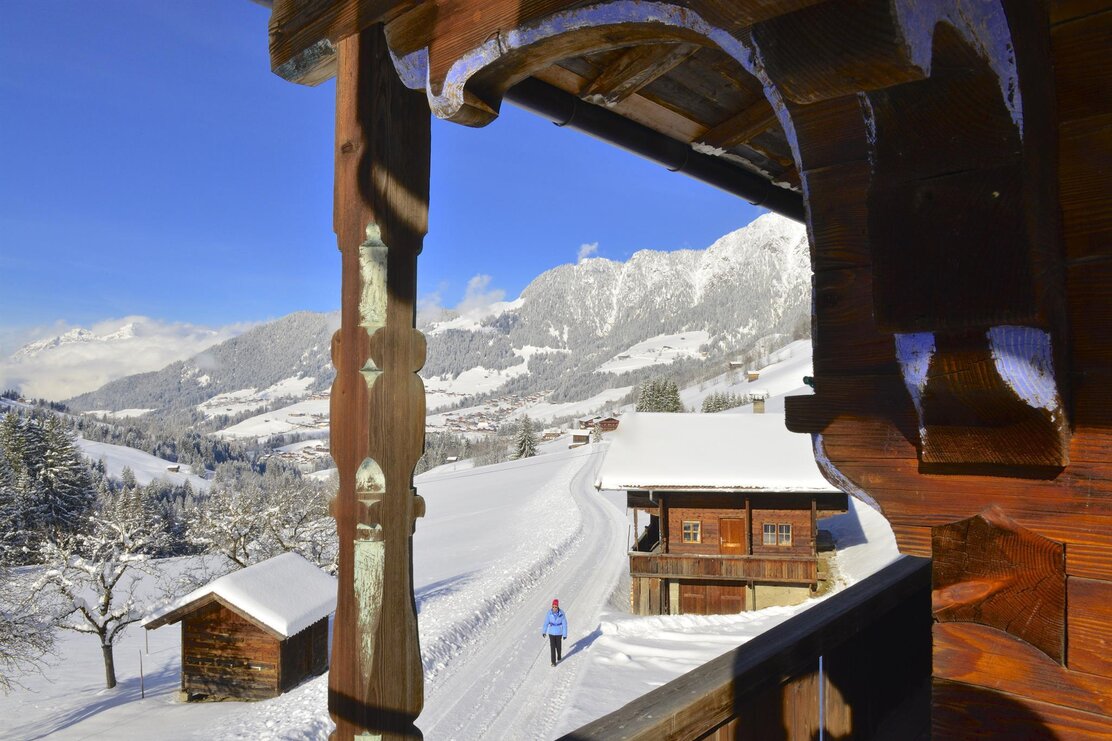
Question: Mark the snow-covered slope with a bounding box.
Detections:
[422,212,810,404]
[75,437,210,491]
[51,214,807,423]
[64,312,337,415]
[0,440,899,740]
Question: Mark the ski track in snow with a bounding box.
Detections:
[418,446,628,740]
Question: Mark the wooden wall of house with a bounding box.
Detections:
[662,492,823,558]
[279,617,330,692]
[749,509,812,558]
[631,576,664,616]
[181,602,281,700]
[678,580,747,615]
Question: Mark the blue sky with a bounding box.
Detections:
[0,1,762,354]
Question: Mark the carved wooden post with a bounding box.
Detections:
[328,23,429,741]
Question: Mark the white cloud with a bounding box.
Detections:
[577,242,600,263]
[0,316,248,401]
[457,274,506,317]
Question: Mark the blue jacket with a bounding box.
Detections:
[542,608,567,637]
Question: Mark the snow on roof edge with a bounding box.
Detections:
[143,552,336,639]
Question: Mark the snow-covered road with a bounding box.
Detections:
[417,446,628,740]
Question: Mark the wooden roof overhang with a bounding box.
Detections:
[265,0,811,217]
[254,1,1112,738]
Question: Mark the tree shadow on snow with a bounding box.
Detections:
[415,571,481,613]
[16,662,179,740]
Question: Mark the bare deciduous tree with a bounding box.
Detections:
[0,568,54,693]
[36,489,167,689]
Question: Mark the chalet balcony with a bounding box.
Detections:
[564,556,931,740]
[630,551,817,585]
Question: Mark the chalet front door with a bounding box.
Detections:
[720,518,746,556]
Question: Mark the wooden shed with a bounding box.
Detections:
[597,413,847,615]
[144,552,336,701]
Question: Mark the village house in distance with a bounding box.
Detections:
[143,553,336,701]
[597,412,847,615]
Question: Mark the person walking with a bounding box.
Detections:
[541,598,568,666]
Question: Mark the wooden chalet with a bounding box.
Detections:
[597,412,847,615]
[568,428,592,447]
[143,553,335,701]
[251,0,1111,737]
[596,415,620,432]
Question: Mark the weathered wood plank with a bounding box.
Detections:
[1051,9,1112,122]
[751,0,926,104]
[269,0,414,85]
[933,677,1112,738]
[935,622,1112,719]
[533,63,704,143]
[562,556,930,740]
[581,43,698,106]
[790,94,869,170]
[1060,114,1112,260]
[695,98,776,150]
[1067,577,1112,678]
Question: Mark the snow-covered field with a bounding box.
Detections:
[198,377,319,422]
[677,338,813,414]
[215,397,329,441]
[217,339,812,446]
[75,437,210,492]
[0,436,898,740]
[596,331,710,374]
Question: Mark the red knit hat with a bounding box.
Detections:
[552,598,559,607]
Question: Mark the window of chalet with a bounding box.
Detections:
[682,520,701,543]
[763,523,793,546]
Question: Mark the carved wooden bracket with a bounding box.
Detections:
[932,506,1066,663]
[768,0,1069,473]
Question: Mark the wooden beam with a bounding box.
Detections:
[696,97,777,149]
[329,23,429,741]
[581,43,699,106]
[268,0,415,85]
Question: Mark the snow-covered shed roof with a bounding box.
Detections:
[595,412,839,494]
[143,552,336,639]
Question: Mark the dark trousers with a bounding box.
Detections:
[549,634,563,664]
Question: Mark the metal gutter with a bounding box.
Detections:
[504,77,806,222]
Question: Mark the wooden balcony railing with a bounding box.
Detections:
[629,552,818,584]
[562,555,931,740]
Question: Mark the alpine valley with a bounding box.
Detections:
[29,213,810,444]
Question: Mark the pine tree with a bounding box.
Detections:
[637,378,683,412]
[35,416,95,536]
[513,415,538,459]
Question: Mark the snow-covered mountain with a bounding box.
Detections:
[3,317,242,401]
[65,312,337,414]
[60,213,809,415]
[422,212,809,403]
